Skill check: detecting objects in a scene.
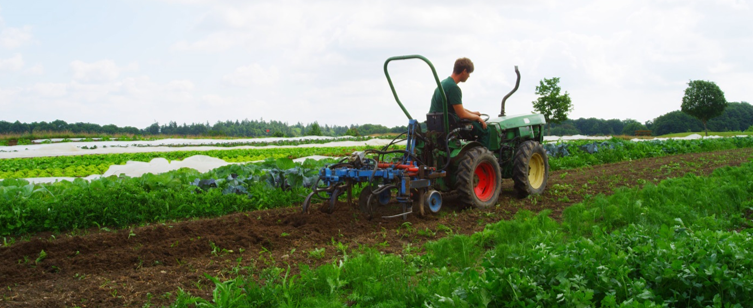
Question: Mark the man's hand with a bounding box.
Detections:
[478,117,487,129]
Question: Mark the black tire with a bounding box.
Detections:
[455,147,502,209]
[513,140,549,198]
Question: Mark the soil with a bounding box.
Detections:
[1,148,752,307]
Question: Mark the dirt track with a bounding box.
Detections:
[2,148,752,307]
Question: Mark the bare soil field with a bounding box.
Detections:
[2,148,752,308]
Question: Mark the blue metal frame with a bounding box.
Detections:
[316,119,444,215]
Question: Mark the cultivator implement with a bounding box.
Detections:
[301,119,445,219]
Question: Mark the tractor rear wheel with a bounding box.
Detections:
[512,140,549,198]
[455,147,502,209]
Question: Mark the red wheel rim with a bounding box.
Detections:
[474,161,496,201]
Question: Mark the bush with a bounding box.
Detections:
[621,121,649,135]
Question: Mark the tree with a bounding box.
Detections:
[706,102,753,132]
[344,128,360,136]
[650,111,703,136]
[621,121,649,136]
[145,122,160,135]
[306,122,323,136]
[549,123,580,136]
[532,77,573,135]
[681,80,727,136]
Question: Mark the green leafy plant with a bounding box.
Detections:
[308,248,325,260]
[35,250,47,264]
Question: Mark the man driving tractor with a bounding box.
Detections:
[429,57,490,147]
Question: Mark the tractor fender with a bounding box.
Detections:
[449,141,484,165]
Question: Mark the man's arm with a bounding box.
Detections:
[465,108,481,116]
[453,104,487,129]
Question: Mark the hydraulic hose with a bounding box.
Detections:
[438,124,473,172]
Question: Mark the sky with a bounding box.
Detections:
[0,0,751,129]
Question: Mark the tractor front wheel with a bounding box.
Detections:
[513,140,549,198]
[455,147,502,209]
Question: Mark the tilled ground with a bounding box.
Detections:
[1,148,752,307]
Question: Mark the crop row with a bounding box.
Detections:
[2,137,753,180]
[547,136,753,170]
[171,161,753,307]
[0,157,328,236]
[0,145,381,179]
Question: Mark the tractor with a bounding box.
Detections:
[302,55,549,219]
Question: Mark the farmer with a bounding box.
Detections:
[429,57,489,147]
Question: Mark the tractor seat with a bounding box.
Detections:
[426,112,473,137]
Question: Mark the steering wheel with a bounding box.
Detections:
[479,114,490,122]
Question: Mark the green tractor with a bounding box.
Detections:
[303,55,549,218]
[385,55,549,210]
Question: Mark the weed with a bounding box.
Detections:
[399,222,414,234]
[417,228,436,238]
[210,241,231,256]
[436,224,453,235]
[2,237,15,247]
[308,247,325,260]
[331,239,349,260]
[35,250,47,264]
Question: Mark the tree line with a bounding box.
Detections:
[2,102,749,139]
[546,102,752,136]
[0,118,407,138]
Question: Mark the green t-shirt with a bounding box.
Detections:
[429,77,462,116]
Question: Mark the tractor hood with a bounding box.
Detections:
[488,113,546,129]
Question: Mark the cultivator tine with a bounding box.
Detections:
[323,188,342,214]
[346,181,353,206]
[302,191,316,214]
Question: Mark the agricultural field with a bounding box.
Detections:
[1,137,752,307]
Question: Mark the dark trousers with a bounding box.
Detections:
[470,121,490,148]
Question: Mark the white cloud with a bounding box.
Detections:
[166,80,195,91]
[23,63,43,75]
[31,82,67,97]
[70,60,134,82]
[222,64,280,87]
[0,53,23,71]
[171,32,241,52]
[0,25,32,49]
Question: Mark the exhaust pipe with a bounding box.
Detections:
[499,66,520,117]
